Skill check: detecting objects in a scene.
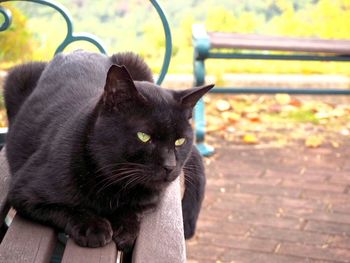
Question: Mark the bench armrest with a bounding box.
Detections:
[133,176,186,263]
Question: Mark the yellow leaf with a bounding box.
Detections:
[315,112,330,119]
[243,134,259,144]
[222,112,241,123]
[305,135,323,148]
[331,141,340,148]
[275,94,291,105]
[332,108,346,118]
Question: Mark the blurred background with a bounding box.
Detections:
[1,1,350,262]
[1,0,350,146]
[1,0,350,75]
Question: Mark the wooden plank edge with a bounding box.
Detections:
[0,215,56,263]
[61,238,118,263]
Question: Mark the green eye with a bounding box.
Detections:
[137,132,151,143]
[175,138,186,146]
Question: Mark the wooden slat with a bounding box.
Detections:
[208,32,350,54]
[61,239,118,263]
[0,147,10,225]
[132,177,186,263]
[0,215,56,263]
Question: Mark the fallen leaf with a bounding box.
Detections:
[268,104,282,113]
[243,133,259,144]
[315,112,330,119]
[226,126,236,133]
[275,94,291,105]
[305,135,323,148]
[206,125,226,133]
[274,138,288,147]
[246,112,261,122]
[331,141,340,148]
[340,129,350,136]
[332,108,346,118]
[222,112,240,123]
[289,98,302,107]
[216,99,231,112]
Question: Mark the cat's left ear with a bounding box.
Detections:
[178,84,215,109]
[102,64,147,112]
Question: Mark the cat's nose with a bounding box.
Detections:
[161,149,176,174]
[163,164,176,174]
[163,165,176,174]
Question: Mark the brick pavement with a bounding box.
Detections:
[186,138,350,263]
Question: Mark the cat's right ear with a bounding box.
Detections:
[102,64,147,112]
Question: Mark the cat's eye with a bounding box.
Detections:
[137,132,151,143]
[175,138,186,146]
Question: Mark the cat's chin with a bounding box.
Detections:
[142,178,169,190]
[143,172,180,190]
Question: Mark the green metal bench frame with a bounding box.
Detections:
[192,24,350,156]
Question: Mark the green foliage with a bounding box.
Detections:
[1,0,350,76]
[266,0,350,38]
[0,4,36,64]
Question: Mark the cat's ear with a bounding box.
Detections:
[179,84,214,109]
[102,64,147,111]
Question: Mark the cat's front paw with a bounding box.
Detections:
[113,227,139,252]
[67,217,113,248]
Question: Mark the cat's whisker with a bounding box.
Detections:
[101,168,144,178]
[181,171,201,201]
[122,173,145,191]
[96,168,144,183]
[95,170,142,194]
[94,162,147,175]
[95,166,148,193]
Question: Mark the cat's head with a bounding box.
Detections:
[90,65,213,190]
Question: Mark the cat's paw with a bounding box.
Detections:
[113,227,138,252]
[67,217,113,248]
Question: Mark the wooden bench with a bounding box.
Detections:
[0,1,188,263]
[192,24,350,156]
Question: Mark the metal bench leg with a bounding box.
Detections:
[193,59,214,156]
[194,98,214,156]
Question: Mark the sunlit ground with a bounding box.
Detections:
[0,91,349,150]
[205,94,350,148]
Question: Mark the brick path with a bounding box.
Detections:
[187,137,350,263]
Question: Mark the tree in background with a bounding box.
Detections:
[267,0,350,38]
[0,4,36,65]
[1,0,350,75]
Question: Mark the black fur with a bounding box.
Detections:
[4,50,213,250]
[3,61,47,123]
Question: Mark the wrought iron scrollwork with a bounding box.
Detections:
[0,0,172,85]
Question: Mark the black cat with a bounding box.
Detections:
[3,50,213,251]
